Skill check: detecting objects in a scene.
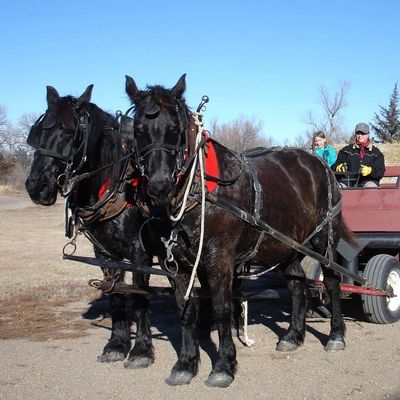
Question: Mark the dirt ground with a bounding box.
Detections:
[1,197,400,400]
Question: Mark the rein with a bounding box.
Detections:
[169,111,207,301]
[61,111,135,244]
[66,152,133,191]
[198,192,366,286]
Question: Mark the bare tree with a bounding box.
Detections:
[292,134,309,149]
[209,115,274,152]
[303,81,351,145]
[0,108,37,187]
[0,105,10,148]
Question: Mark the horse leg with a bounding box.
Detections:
[165,273,200,386]
[205,266,237,388]
[95,251,131,363]
[322,267,346,352]
[276,259,307,352]
[124,272,154,369]
[98,290,131,362]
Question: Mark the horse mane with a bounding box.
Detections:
[53,95,80,130]
[133,84,191,116]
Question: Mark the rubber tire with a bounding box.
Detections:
[361,254,400,324]
[301,256,323,281]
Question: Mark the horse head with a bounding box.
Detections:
[25,85,96,205]
[125,74,189,209]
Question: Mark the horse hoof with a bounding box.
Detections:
[204,372,233,388]
[97,351,126,363]
[124,356,153,369]
[324,339,345,352]
[276,340,299,352]
[165,371,194,386]
[205,372,234,388]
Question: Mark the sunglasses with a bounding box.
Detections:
[355,132,369,135]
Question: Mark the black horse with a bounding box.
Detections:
[25,85,155,369]
[125,74,355,387]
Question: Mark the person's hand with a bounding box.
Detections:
[336,163,347,172]
[360,165,372,176]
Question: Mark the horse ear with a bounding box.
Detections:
[46,86,60,107]
[125,75,139,102]
[78,84,94,105]
[171,74,186,98]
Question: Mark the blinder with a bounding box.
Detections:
[119,114,135,142]
[144,103,160,118]
[27,114,45,149]
[27,112,58,149]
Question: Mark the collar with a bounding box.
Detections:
[352,142,373,151]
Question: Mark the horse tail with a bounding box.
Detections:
[338,213,358,248]
[325,162,358,249]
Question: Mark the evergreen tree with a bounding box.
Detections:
[371,83,400,143]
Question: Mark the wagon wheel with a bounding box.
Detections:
[300,257,330,318]
[362,254,400,324]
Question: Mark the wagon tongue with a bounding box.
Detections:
[63,254,173,277]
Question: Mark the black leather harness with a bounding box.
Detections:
[189,146,366,285]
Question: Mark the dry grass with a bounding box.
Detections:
[0,183,25,196]
[376,143,400,165]
[0,286,101,341]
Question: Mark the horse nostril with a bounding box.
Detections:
[25,178,36,195]
[147,179,173,200]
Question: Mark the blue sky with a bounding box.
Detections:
[1,0,399,144]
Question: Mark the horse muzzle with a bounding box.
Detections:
[25,176,58,206]
[146,179,174,208]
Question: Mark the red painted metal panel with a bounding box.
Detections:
[341,166,400,233]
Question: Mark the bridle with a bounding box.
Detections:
[130,100,189,183]
[27,114,69,161]
[27,104,91,196]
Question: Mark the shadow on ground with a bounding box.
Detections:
[80,278,367,364]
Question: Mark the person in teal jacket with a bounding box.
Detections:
[310,131,337,167]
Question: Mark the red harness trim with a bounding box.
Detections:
[98,178,140,200]
[202,131,219,193]
[98,178,110,199]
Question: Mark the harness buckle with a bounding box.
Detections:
[253,182,262,193]
[161,230,178,263]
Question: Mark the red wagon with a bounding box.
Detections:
[302,166,400,324]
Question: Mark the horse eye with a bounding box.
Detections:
[61,126,74,137]
[135,124,144,135]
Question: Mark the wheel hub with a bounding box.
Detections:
[387,270,400,312]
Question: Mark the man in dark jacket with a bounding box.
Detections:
[331,122,385,187]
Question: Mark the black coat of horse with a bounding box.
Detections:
[25,85,155,369]
[125,74,354,387]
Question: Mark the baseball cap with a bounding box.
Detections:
[354,122,370,134]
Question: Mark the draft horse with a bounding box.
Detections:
[125,74,354,387]
[25,85,155,369]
